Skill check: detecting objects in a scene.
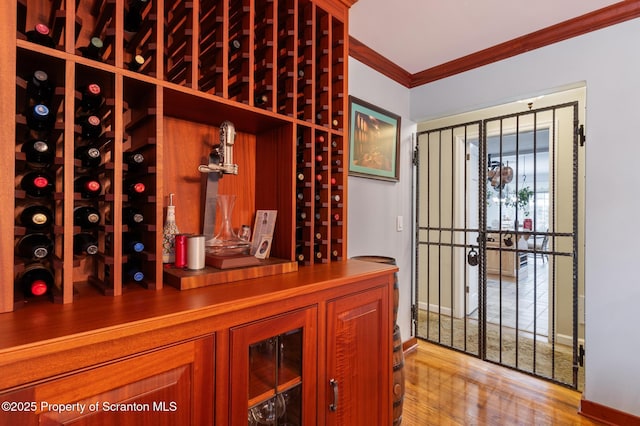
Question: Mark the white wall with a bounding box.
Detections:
[347,58,416,341]
[408,18,640,416]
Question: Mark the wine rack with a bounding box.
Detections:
[3,0,349,312]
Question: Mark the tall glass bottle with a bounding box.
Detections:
[162,193,179,263]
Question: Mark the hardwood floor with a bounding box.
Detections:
[400,341,605,425]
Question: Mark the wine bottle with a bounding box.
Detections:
[25,23,55,48]
[124,151,145,171]
[16,233,53,259]
[25,70,53,106]
[73,232,98,255]
[74,206,101,228]
[20,171,54,198]
[77,115,102,140]
[127,54,145,71]
[123,232,145,253]
[20,205,53,230]
[255,93,268,106]
[162,193,179,263]
[18,263,54,297]
[124,258,144,282]
[21,139,55,167]
[124,179,146,199]
[78,83,103,112]
[74,175,102,199]
[230,38,241,52]
[26,104,55,131]
[74,144,102,168]
[123,206,144,226]
[80,37,104,61]
[124,0,149,32]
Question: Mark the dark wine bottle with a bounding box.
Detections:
[78,115,102,140]
[74,144,102,168]
[16,233,53,259]
[20,205,53,230]
[25,23,55,48]
[18,263,54,297]
[78,83,103,112]
[230,38,241,52]
[255,93,268,106]
[25,70,53,105]
[21,139,55,167]
[124,179,146,199]
[124,258,144,282]
[124,0,149,32]
[74,206,101,228]
[80,37,104,61]
[20,171,54,197]
[123,206,144,226]
[123,232,145,253]
[123,151,145,171]
[74,175,102,199]
[26,104,55,131]
[73,232,98,255]
[127,54,145,71]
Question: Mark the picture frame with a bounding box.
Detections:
[348,96,401,181]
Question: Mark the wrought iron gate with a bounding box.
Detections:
[414,102,582,389]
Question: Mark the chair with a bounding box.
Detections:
[527,231,549,263]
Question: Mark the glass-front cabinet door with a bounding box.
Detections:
[230,307,317,425]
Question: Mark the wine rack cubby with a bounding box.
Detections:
[2,0,349,312]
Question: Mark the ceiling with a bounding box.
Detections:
[349,0,620,74]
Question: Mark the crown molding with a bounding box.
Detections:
[349,0,640,89]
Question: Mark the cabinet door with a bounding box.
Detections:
[229,307,317,425]
[326,285,391,425]
[0,335,214,425]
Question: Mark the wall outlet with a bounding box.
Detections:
[396,215,403,232]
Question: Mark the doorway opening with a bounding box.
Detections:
[413,88,585,390]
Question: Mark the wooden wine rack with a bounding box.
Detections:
[1,0,351,313]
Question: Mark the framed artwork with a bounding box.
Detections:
[348,96,401,181]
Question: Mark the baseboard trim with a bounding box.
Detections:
[403,337,418,354]
[580,399,640,426]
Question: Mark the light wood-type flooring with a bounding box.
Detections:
[400,341,605,425]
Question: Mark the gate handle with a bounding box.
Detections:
[467,248,479,266]
[329,379,338,412]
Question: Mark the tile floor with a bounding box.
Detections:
[471,256,549,336]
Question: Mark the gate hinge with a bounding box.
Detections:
[577,124,586,146]
[412,146,419,166]
[578,344,585,367]
[411,304,418,322]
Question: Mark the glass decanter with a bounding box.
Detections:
[207,194,250,256]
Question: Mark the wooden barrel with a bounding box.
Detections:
[351,255,399,325]
[392,324,405,426]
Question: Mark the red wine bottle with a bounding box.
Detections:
[123,232,145,253]
[80,37,104,61]
[18,263,54,297]
[124,258,144,282]
[20,205,54,230]
[78,115,102,140]
[26,70,53,105]
[74,206,101,228]
[20,171,54,197]
[21,139,55,167]
[26,104,55,131]
[78,83,104,112]
[123,206,144,226]
[25,23,55,48]
[74,144,102,168]
[17,233,53,259]
[124,179,146,199]
[74,176,102,199]
[73,232,98,255]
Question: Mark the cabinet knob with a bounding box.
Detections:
[329,378,339,412]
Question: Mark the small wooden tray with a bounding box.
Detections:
[163,257,298,290]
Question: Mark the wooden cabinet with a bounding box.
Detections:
[1,335,214,425]
[1,0,353,313]
[325,285,391,425]
[0,261,395,426]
